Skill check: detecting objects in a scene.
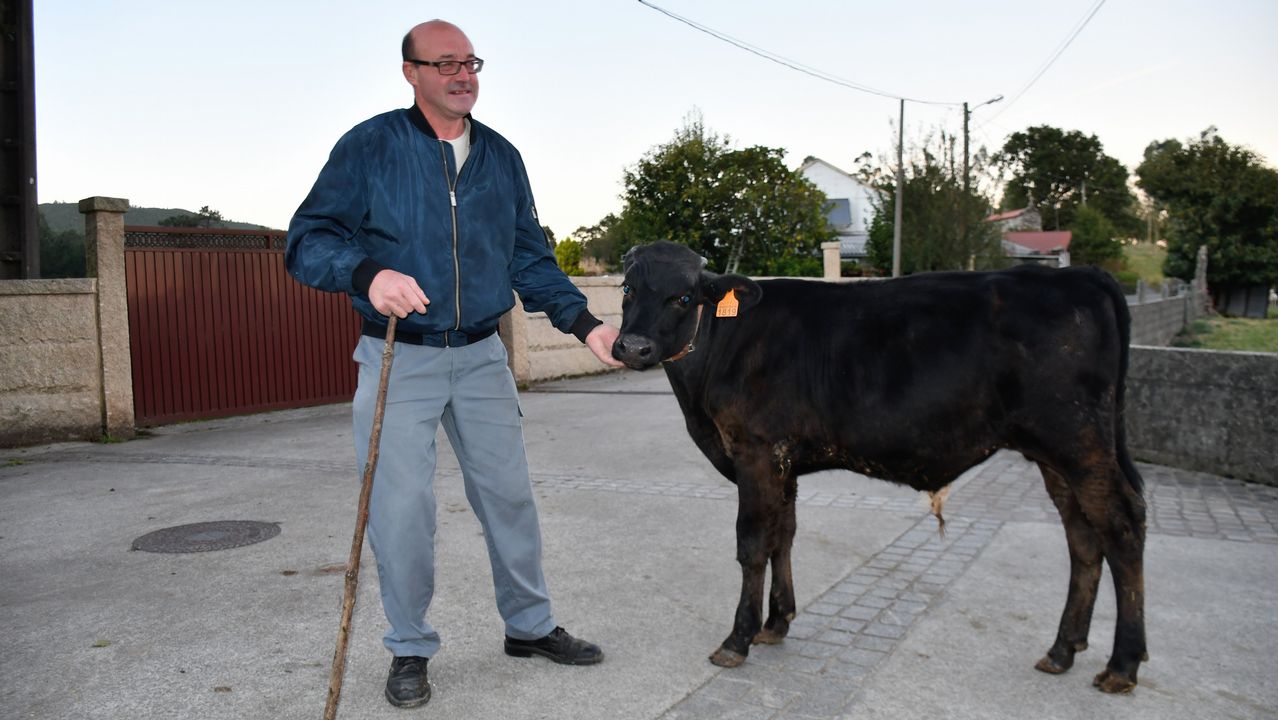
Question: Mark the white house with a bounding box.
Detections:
[798,156,879,260]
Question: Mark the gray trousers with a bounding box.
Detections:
[352,333,555,658]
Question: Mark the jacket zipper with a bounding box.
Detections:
[437,141,462,342]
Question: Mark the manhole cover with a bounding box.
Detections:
[131,521,280,553]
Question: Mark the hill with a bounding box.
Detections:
[38,202,277,234]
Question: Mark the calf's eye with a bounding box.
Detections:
[680,294,692,305]
[622,284,632,296]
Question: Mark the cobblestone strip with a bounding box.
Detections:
[943,453,1278,544]
[659,513,1003,720]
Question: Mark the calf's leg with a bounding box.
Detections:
[1082,470,1147,693]
[755,497,797,645]
[1061,458,1148,693]
[1035,463,1103,675]
[710,455,786,667]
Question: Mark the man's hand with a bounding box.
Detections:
[369,269,429,318]
[585,324,625,368]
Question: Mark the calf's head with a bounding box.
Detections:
[612,241,761,370]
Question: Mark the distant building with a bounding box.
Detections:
[985,205,1043,233]
[799,157,880,260]
[985,205,1070,267]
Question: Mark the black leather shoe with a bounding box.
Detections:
[504,626,604,665]
[384,656,431,708]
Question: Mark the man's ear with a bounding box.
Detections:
[700,271,762,311]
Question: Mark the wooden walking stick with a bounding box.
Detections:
[323,315,398,720]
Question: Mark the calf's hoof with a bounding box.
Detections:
[1034,655,1072,675]
[1093,668,1137,694]
[1034,640,1086,675]
[709,647,746,668]
[753,628,787,645]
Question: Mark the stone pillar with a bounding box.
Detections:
[1195,245,1210,314]
[821,241,841,280]
[79,196,135,439]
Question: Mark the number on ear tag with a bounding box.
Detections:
[716,289,740,318]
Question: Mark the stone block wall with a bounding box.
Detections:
[502,276,623,385]
[0,197,134,447]
[1127,346,1277,485]
[1128,291,1205,346]
[0,279,103,444]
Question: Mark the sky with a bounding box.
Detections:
[33,0,1278,235]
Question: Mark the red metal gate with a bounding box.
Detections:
[124,227,362,426]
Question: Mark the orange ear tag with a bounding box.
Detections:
[715,289,740,318]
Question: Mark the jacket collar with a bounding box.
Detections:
[406,104,475,142]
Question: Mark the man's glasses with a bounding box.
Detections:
[407,58,484,76]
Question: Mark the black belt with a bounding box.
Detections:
[361,319,496,348]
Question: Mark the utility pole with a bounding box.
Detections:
[892,98,903,278]
[961,95,1001,199]
[961,96,1001,270]
[962,102,970,268]
[963,103,970,199]
[1,0,39,279]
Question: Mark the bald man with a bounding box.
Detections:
[287,19,618,708]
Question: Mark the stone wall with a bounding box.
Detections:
[1127,346,1277,485]
[0,279,102,444]
[1129,296,1190,346]
[1128,282,1206,346]
[501,276,623,385]
[0,198,135,447]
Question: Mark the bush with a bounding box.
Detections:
[554,238,584,276]
[1113,269,1140,294]
[757,252,822,278]
[1068,205,1123,266]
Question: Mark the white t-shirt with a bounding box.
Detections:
[443,119,471,175]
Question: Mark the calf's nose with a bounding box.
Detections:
[612,334,655,366]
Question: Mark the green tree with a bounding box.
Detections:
[1068,205,1122,267]
[159,205,225,228]
[611,113,834,276]
[860,133,1005,275]
[1136,128,1278,312]
[995,126,1140,236]
[554,238,584,276]
[575,213,626,271]
[37,211,86,278]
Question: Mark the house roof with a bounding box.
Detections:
[1003,231,1071,254]
[799,156,855,178]
[986,208,1029,223]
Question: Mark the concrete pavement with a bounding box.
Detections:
[2,369,1276,719]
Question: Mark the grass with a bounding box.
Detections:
[1122,242,1167,288]
[1172,308,1278,352]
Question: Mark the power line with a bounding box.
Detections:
[983,0,1108,125]
[636,0,962,107]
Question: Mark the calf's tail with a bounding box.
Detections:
[1099,270,1145,495]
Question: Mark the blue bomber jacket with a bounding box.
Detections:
[286,106,600,342]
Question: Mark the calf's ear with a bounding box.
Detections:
[621,245,645,273]
[700,271,762,310]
